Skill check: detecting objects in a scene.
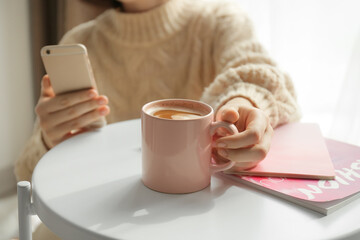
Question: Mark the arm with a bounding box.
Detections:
[14,22,108,182]
[14,76,109,182]
[201,3,300,127]
[201,3,301,169]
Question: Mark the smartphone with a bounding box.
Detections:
[40,44,106,129]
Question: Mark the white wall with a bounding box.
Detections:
[0,1,34,193]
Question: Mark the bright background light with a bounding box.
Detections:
[237,0,360,145]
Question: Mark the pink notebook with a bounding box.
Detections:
[223,139,360,215]
[225,123,336,180]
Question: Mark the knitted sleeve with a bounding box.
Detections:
[200,2,301,127]
[14,120,48,181]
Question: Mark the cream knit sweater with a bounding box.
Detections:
[15,0,300,182]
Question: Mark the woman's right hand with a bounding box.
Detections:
[35,75,110,149]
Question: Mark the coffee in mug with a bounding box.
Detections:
[151,107,203,120]
[141,99,238,194]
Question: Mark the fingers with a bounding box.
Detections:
[35,74,111,148]
[216,108,268,149]
[216,98,244,123]
[217,105,239,123]
[215,100,241,136]
[45,105,110,146]
[41,75,55,98]
[217,129,263,149]
[60,105,109,137]
[216,97,255,136]
[214,99,273,170]
[217,124,273,168]
[45,95,108,127]
[216,97,253,122]
[40,88,98,113]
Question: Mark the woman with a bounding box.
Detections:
[16,0,300,238]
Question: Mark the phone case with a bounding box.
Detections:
[41,44,106,129]
[40,44,97,94]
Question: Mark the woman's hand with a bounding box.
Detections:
[35,75,110,149]
[215,97,273,170]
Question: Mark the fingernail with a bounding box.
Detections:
[98,98,106,105]
[217,142,227,148]
[218,149,228,157]
[89,90,97,98]
[99,108,109,116]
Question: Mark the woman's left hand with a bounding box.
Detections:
[215,97,274,170]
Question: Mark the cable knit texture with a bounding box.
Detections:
[15,0,300,182]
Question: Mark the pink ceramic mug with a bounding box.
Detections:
[141,99,238,194]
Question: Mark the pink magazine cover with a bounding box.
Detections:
[225,123,336,180]
[224,139,360,214]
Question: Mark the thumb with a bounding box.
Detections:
[216,104,239,123]
[41,75,55,97]
[215,104,239,137]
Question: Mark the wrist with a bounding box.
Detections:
[40,131,52,150]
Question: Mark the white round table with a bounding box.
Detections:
[32,119,360,240]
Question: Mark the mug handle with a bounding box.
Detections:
[209,121,238,174]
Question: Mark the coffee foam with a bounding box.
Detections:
[170,113,202,120]
[149,107,205,120]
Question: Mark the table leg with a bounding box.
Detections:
[17,181,35,240]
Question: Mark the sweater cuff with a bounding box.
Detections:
[202,81,280,126]
[14,126,49,182]
[29,129,49,179]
